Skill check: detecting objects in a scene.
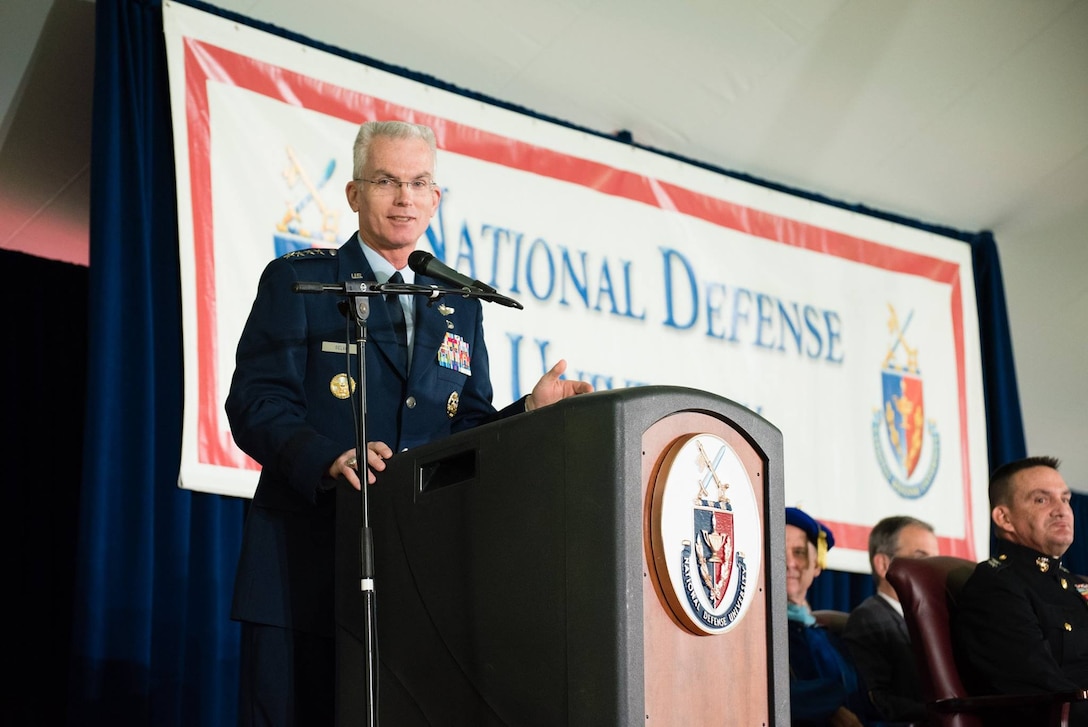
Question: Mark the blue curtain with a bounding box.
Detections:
[65,1,1072,724]
[68,1,243,725]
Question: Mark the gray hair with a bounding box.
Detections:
[867,514,934,587]
[868,515,934,561]
[351,120,437,180]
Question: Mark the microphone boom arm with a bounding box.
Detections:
[292,280,523,309]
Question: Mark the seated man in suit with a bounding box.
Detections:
[843,515,939,724]
[786,507,876,727]
[955,455,1088,727]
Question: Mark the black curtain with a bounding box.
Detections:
[2,250,87,726]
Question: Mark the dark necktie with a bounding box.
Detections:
[385,271,408,369]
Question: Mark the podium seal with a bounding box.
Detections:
[648,433,762,635]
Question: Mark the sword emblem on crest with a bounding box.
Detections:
[693,440,735,608]
[881,305,925,477]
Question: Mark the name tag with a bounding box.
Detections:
[322,341,358,355]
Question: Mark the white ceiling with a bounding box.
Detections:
[210,0,1088,234]
[2,0,1085,487]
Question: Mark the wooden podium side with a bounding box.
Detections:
[335,386,789,725]
[641,410,783,723]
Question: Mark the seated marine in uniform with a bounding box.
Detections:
[955,455,1088,727]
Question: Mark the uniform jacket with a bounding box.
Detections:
[955,539,1088,725]
[843,594,926,723]
[226,235,525,635]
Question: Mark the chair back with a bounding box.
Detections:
[886,555,977,727]
[888,555,1086,727]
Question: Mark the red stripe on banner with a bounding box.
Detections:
[183,39,976,558]
[951,276,975,558]
[184,41,250,470]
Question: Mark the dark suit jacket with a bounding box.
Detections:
[226,235,525,636]
[843,594,926,723]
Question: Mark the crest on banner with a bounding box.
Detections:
[872,304,940,498]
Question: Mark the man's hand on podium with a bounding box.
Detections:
[526,359,594,412]
[331,441,395,490]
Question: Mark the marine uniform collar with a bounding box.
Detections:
[994,539,1067,575]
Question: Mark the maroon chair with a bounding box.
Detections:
[886,555,1087,727]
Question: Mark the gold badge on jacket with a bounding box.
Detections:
[330,373,355,399]
[447,391,459,418]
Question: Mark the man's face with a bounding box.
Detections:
[785,524,819,606]
[894,524,940,560]
[876,523,940,599]
[345,135,440,260]
[995,465,1074,557]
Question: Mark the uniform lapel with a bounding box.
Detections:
[337,235,406,376]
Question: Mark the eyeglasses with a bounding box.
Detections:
[356,177,436,195]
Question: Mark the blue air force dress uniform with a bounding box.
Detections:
[786,507,876,726]
[226,234,528,640]
[955,539,1088,726]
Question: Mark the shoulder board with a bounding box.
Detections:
[281,248,338,260]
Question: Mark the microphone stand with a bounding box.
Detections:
[292,278,520,726]
[347,282,378,727]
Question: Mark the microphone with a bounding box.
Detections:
[407,250,497,294]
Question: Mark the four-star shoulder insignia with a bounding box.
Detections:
[282,248,338,259]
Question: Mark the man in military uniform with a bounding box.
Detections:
[955,455,1088,726]
[226,120,592,727]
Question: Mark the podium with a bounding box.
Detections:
[335,385,789,725]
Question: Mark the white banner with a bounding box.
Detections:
[163,1,989,572]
